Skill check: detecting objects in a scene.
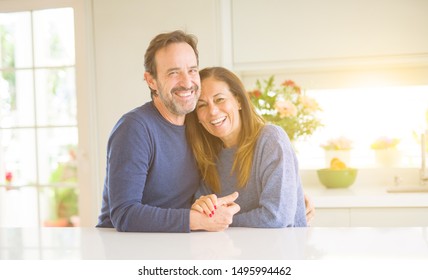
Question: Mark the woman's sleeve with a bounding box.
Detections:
[232,126,307,228]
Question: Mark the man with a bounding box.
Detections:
[97,30,240,232]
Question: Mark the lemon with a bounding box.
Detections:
[330,157,347,170]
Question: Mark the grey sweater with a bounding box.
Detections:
[197,124,307,227]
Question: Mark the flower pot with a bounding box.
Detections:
[374,149,402,167]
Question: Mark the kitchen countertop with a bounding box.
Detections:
[1,227,427,260]
[304,185,428,208]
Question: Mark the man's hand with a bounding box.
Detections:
[190,192,240,231]
[304,193,315,225]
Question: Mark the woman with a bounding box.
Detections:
[186,67,307,227]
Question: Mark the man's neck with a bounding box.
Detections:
[153,98,186,126]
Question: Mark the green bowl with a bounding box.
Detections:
[317,168,358,188]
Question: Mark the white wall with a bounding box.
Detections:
[91,0,224,214]
[87,0,428,224]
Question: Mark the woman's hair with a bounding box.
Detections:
[186,67,265,193]
[144,30,199,96]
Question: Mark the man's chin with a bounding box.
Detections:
[178,101,197,114]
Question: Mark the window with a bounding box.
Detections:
[294,86,428,170]
[0,8,79,227]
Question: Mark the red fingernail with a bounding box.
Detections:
[211,210,215,215]
[214,205,217,209]
[209,214,212,218]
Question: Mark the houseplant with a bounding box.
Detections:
[370,136,401,167]
[320,136,353,167]
[44,145,79,227]
[248,76,322,142]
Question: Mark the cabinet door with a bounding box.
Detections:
[232,0,428,65]
[311,208,350,227]
[350,208,428,227]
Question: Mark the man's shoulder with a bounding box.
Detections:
[118,102,160,126]
[124,102,155,119]
[108,102,156,136]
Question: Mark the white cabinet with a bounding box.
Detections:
[231,0,428,67]
[311,208,351,227]
[313,207,428,227]
[350,208,428,227]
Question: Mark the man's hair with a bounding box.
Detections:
[144,29,199,78]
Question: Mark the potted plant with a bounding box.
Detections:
[320,136,353,167]
[248,77,322,142]
[44,187,78,227]
[44,145,79,227]
[370,136,401,167]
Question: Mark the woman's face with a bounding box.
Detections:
[196,77,242,147]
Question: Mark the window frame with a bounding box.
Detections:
[0,0,99,227]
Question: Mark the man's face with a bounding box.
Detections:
[151,42,200,116]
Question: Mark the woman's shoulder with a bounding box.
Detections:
[253,124,292,154]
[259,124,291,143]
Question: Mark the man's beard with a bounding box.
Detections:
[158,85,200,115]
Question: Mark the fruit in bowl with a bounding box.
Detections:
[317,158,358,188]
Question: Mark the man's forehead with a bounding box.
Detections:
[155,43,197,64]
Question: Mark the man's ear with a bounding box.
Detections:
[144,72,157,91]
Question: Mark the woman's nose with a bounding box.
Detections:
[208,103,219,115]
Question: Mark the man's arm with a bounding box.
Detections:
[103,115,193,232]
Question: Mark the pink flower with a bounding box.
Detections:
[5,171,12,183]
[321,137,353,150]
[299,95,319,112]
[250,75,322,141]
[275,100,298,118]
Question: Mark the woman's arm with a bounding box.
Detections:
[232,125,307,228]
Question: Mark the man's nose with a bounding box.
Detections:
[179,71,193,88]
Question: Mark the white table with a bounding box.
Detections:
[1,227,427,260]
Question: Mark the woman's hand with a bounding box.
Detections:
[191,192,239,217]
[192,194,218,217]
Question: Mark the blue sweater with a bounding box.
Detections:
[196,125,307,227]
[97,102,199,232]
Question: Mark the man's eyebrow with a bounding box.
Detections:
[166,65,198,72]
[166,67,180,72]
